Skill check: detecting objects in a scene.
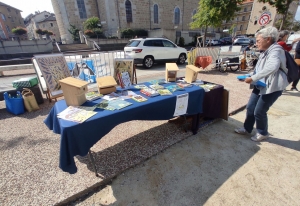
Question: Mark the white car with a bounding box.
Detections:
[124,38,187,68]
[206,39,220,46]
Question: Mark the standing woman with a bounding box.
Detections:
[235,27,289,142]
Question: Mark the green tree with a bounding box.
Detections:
[83,16,100,30]
[12,27,27,35]
[68,24,80,41]
[257,0,295,30]
[291,20,300,31]
[274,12,293,30]
[190,0,244,47]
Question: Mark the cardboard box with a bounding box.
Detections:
[96,76,117,94]
[59,77,88,106]
[165,63,179,82]
[185,65,201,83]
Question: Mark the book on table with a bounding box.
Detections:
[57,106,97,123]
[166,85,184,92]
[157,89,173,95]
[149,84,165,90]
[85,91,103,101]
[140,88,160,97]
[132,95,148,102]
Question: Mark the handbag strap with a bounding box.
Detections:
[22,88,33,96]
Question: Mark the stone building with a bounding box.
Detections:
[25,11,60,41]
[51,0,299,44]
[51,0,200,44]
[0,2,26,40]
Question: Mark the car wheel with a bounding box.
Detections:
[177,54,186,64]
[143,56,154,68]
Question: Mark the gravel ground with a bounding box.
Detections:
[0,66,253,205]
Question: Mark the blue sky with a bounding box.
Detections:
[1,0,300,21]
[1,0,54,18]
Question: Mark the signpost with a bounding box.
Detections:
[258,12,271,26]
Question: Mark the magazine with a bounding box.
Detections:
[116,90,138,99]
[177,82,193,88]
[132,95,148,102]
[149,79,167,85]
[166,85,184,92]
[108,99,132,110]
[140,88,160,97]
[133,84,148,90]
[149,84,165,90]
[96,100,116,110]
[121,71,132,88]
[157,89,173,95]
[57,106,97,123]
[85,91,103,101]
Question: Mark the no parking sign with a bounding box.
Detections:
[258,12,271,26]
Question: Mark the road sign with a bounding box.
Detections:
[258,13,271,26]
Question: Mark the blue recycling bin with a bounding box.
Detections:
[3,91,25,115]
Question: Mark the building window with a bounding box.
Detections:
[240,25,243,31]
[154,4,158,24]
[7,7,11,12]
[77,0,87,19]
[174,7,180,25]
[244,7,247,12]
[236,17,239,21]
[16,10,18,14]
[1,13,6,21]
[242,16,245,21]
[50,23,53,27]
[192,9,196,22]
[6,25,10,33]
[125,0,133,23]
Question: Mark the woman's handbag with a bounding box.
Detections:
[294,59,300,66]
[22,88,39,112]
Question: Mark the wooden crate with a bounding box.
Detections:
[96,76,117,94]
[165,63,179,82]
[59,77,88,106]
[185,65,201,83]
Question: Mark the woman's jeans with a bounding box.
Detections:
[244,90,282,135]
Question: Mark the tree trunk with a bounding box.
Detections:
[279,1,291,31]
[203,25,208,47]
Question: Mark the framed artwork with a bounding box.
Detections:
[113,58,134,85]
[34,54,70,98]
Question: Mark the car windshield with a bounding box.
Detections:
[126,40,141,47]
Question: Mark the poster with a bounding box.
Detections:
[113,58,134,85]
[173,93,189,116]
[34,54,70,97]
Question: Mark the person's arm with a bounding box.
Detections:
[278,41,292,51]
[248,48,283,83]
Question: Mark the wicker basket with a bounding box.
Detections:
[22,88,39,112]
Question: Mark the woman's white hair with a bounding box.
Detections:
[255,26,279,43]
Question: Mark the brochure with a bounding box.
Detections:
[57,106,97,123]
[140,88,160,97]
[132,95,148,102]
[157,89,173,95]
[166,85,185,92]
[85,91,103,101]
[149,84,165,90]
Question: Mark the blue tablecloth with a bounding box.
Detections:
[44,82,205,174]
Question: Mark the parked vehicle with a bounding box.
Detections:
[206,39,220,46]
[124,38,187,68]
[220,37,233,45]
[287,34,300,56]
[233,38,251,46]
